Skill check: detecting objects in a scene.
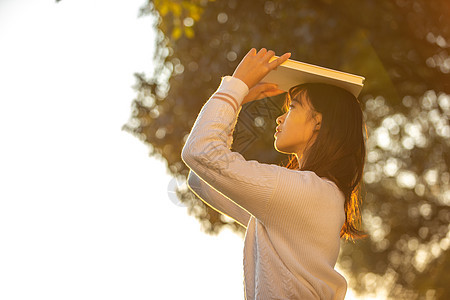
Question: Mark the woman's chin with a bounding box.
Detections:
[274,141,288,154]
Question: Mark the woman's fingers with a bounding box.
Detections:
[242,48,256,61]
[263,88,286,98]
[253,48,290,67]
[233,48,291,90]
[257,48,267,57]
[256,82,284,96]
[242,82,285,104]
[268,52,291,69]
[257,48,290,71]
[255,86,286,102]
[262,50,276,62]
[244,48,257,59]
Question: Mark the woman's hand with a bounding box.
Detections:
[232,48,291,91]
[242,82,286,105]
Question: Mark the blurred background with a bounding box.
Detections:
[0,0,449,299]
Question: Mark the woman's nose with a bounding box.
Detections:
[276,115,283,125]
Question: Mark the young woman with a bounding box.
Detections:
[181,48,366,300]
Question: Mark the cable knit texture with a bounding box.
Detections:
[181,75,348,300]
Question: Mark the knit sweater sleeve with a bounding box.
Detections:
[187,169,251,228]
[181,75,281,224]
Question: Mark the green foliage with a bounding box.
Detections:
[150,0,215,40]
[124,0,450,298]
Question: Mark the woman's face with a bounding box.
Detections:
[274,91,322,157]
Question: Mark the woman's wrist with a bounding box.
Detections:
[215,76,250,109]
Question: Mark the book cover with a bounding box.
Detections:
[261,56,365,97]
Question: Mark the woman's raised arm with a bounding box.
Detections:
[187,169,251,229]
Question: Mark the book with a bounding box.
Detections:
[261,56,365,97]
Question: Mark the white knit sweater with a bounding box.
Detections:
[181,75,348,299]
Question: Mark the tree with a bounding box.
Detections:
[122,0,450,298]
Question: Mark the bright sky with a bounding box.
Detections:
[0,0,364,299]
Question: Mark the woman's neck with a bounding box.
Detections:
[296,153,305,170]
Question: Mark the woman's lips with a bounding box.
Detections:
[275,127,282,137]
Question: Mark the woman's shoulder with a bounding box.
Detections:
[279,168,330,185]
[277,168,344,202]
[264,167,345,230]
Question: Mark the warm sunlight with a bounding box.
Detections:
[2,0,434,299]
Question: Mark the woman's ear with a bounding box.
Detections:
[314,113,322,130]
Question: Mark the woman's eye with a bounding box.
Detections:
[289,105,294,109]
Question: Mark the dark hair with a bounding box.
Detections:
[281,82,367,241]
